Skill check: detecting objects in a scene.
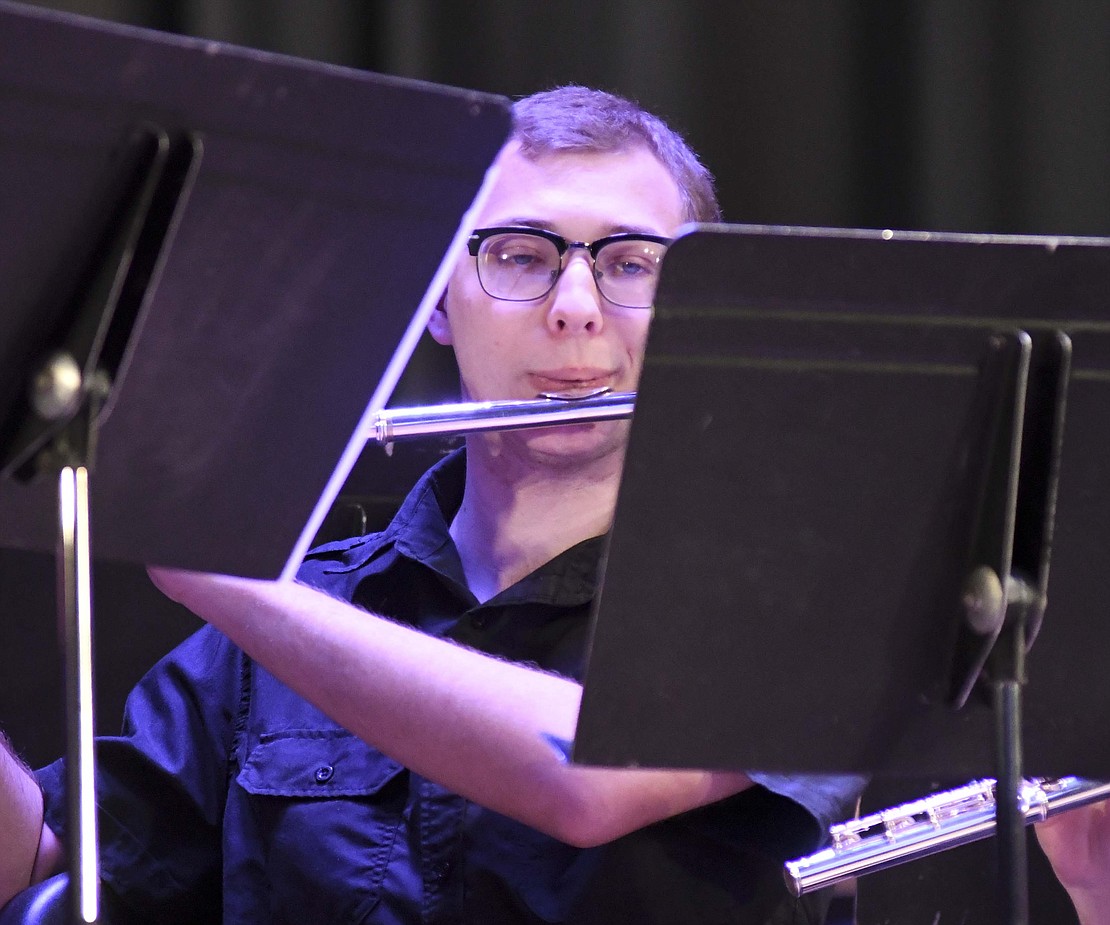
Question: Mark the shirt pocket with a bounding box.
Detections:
[234,730,408,924]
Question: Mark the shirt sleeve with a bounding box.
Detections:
[37,625,243,922]
[748,770,868,851]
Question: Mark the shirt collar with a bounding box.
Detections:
[390,449,606,608]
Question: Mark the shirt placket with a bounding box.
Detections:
[417,775,467,924]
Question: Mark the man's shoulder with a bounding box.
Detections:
[297,449,466,595]
[297,529,394,595]
[303,530,392,563]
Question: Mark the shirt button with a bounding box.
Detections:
[314,765,335,784]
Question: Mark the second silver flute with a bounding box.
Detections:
[784,776,1110,896]
[369,391,636,444]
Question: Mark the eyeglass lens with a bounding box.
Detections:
[476,231,665,308]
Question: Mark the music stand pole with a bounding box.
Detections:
[58,466,98,924]
[993,625,1030,925]
[22,360,110,924]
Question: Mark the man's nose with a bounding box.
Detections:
[546,251,604,334]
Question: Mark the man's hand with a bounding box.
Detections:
[1036,799,1110,925]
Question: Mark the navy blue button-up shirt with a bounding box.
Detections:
[39,451,863,924]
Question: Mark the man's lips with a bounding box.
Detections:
[528,371,617,397]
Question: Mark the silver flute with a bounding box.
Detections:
[784,776,1110,896]
[369,390,635,444]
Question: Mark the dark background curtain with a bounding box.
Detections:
[5,2,1107,921]
[18,0,1110,236]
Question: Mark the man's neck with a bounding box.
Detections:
[449,435,625,603]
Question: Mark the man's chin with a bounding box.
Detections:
[512,421,631,467]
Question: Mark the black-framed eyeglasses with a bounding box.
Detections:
[467,226,671,309]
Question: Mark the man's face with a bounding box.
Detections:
[430,142,686,463]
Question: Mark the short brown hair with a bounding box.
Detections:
[511,86,720,224]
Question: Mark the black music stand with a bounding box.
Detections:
[0,4,510,922]
[574,224,1110,925]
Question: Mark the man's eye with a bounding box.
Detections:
[492,245,554,271]
[498,251,540,267]
[613,259,652,277]
[601,253,658,278]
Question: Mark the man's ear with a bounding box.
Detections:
[427,292,453,345]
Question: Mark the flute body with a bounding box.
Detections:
[784,776,1110,897]
[370,391,635,443]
